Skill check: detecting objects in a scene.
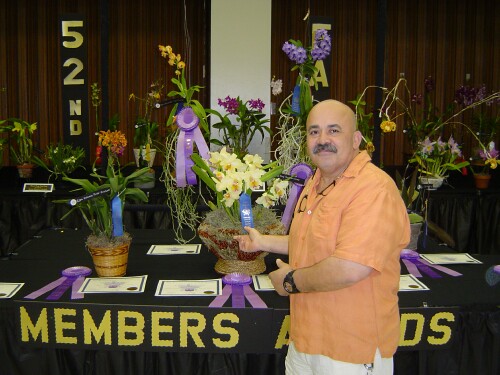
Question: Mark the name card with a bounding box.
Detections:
[23,183,54,193]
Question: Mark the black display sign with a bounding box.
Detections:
[310,16,333,102]
[16,301,457,352]
[59,15,90,163]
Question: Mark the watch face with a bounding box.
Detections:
[283,281,293,293]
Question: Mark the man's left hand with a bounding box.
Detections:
[269,259,293,296]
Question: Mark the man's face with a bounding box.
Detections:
[306,102,360,174]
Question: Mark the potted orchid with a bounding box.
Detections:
[129,79,163,169]
[469,141,498,189]
[191,147,286,274]
[33,142,85,182]
[0,117,38,178]
[56,130,152,277]
[207,96,271,158]
[409,135,469,188]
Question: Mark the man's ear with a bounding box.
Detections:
[353,130,363,149]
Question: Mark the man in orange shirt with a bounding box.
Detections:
[235,99,410,374]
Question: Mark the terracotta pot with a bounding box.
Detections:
[473,174,491,190]
[198,207,284,275]
[16,163,35,179]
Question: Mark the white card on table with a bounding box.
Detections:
[419,253,482,265]
[147,244,201,255]
[399,274,429,292]
[155,279,222,297]
[252,274,275,291]
[0,282,25,299]
[78,275,148,293]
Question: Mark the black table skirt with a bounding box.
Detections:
[1,229,499,375]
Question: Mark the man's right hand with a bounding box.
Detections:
[233,226,264,253]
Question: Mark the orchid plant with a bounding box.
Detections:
[191,147,285,223]
[33,142,85,181]
[470,141,499,175]
[409,135,469,178]
[57,130,151,245]
[274,28,332,172]
[207,96,271,158]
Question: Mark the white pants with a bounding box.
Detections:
[285,341,394,375]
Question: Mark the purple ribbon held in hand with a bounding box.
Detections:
[209,273,267,309]
[175,107,210,188]
[24,266,92,301]
[281,163,313,232]
[400,249,462,278]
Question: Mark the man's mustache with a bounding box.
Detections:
[313,143,337,154]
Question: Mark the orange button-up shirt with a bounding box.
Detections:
[288,151,410,363]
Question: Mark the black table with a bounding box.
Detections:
[1,229,499,375]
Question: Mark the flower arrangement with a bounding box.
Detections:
[158,44,208,131]
[191,147,285,222]
[353,77,500,172]
[0,118,37,165]
[157,43,209,243]
[274,28,332,172]
[454,84,499,144]
[58,130,151,246]
[207,96,270,158]
[469,141,499,175]
[129,79,162,146]
[408,135,469,178]
[129,79,162,168]
[33,142,85,180]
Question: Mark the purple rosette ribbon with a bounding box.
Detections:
[281,163,313,232]
[400,249,462,279]
[175,107,210,187]
[209,273,267,309]
[24,266,92,300]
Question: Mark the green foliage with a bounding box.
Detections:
[33,142,85,180]
[207,97,271,158]
[56,160,151,241]
[0,117,37,164]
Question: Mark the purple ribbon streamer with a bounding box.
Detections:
[71,276,86,299]
[208,284,232,308]
[24,277,66,300]
[401,251,462,278]
[419,259,462,277]
[232,285,245,307]
[175,107,210,188]
[208,273,267,308]
[243,285,267,308]
[402,259,422,278]
[24,266,92,300]
[282,163,313,231]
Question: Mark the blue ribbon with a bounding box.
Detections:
[291,84,301,115]
[111,195,123,237]
[239,193,254,232]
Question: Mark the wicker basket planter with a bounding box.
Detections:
[198,207,284,275]
[86,234,132,277]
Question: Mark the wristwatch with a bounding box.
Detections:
[283,270,300,294]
